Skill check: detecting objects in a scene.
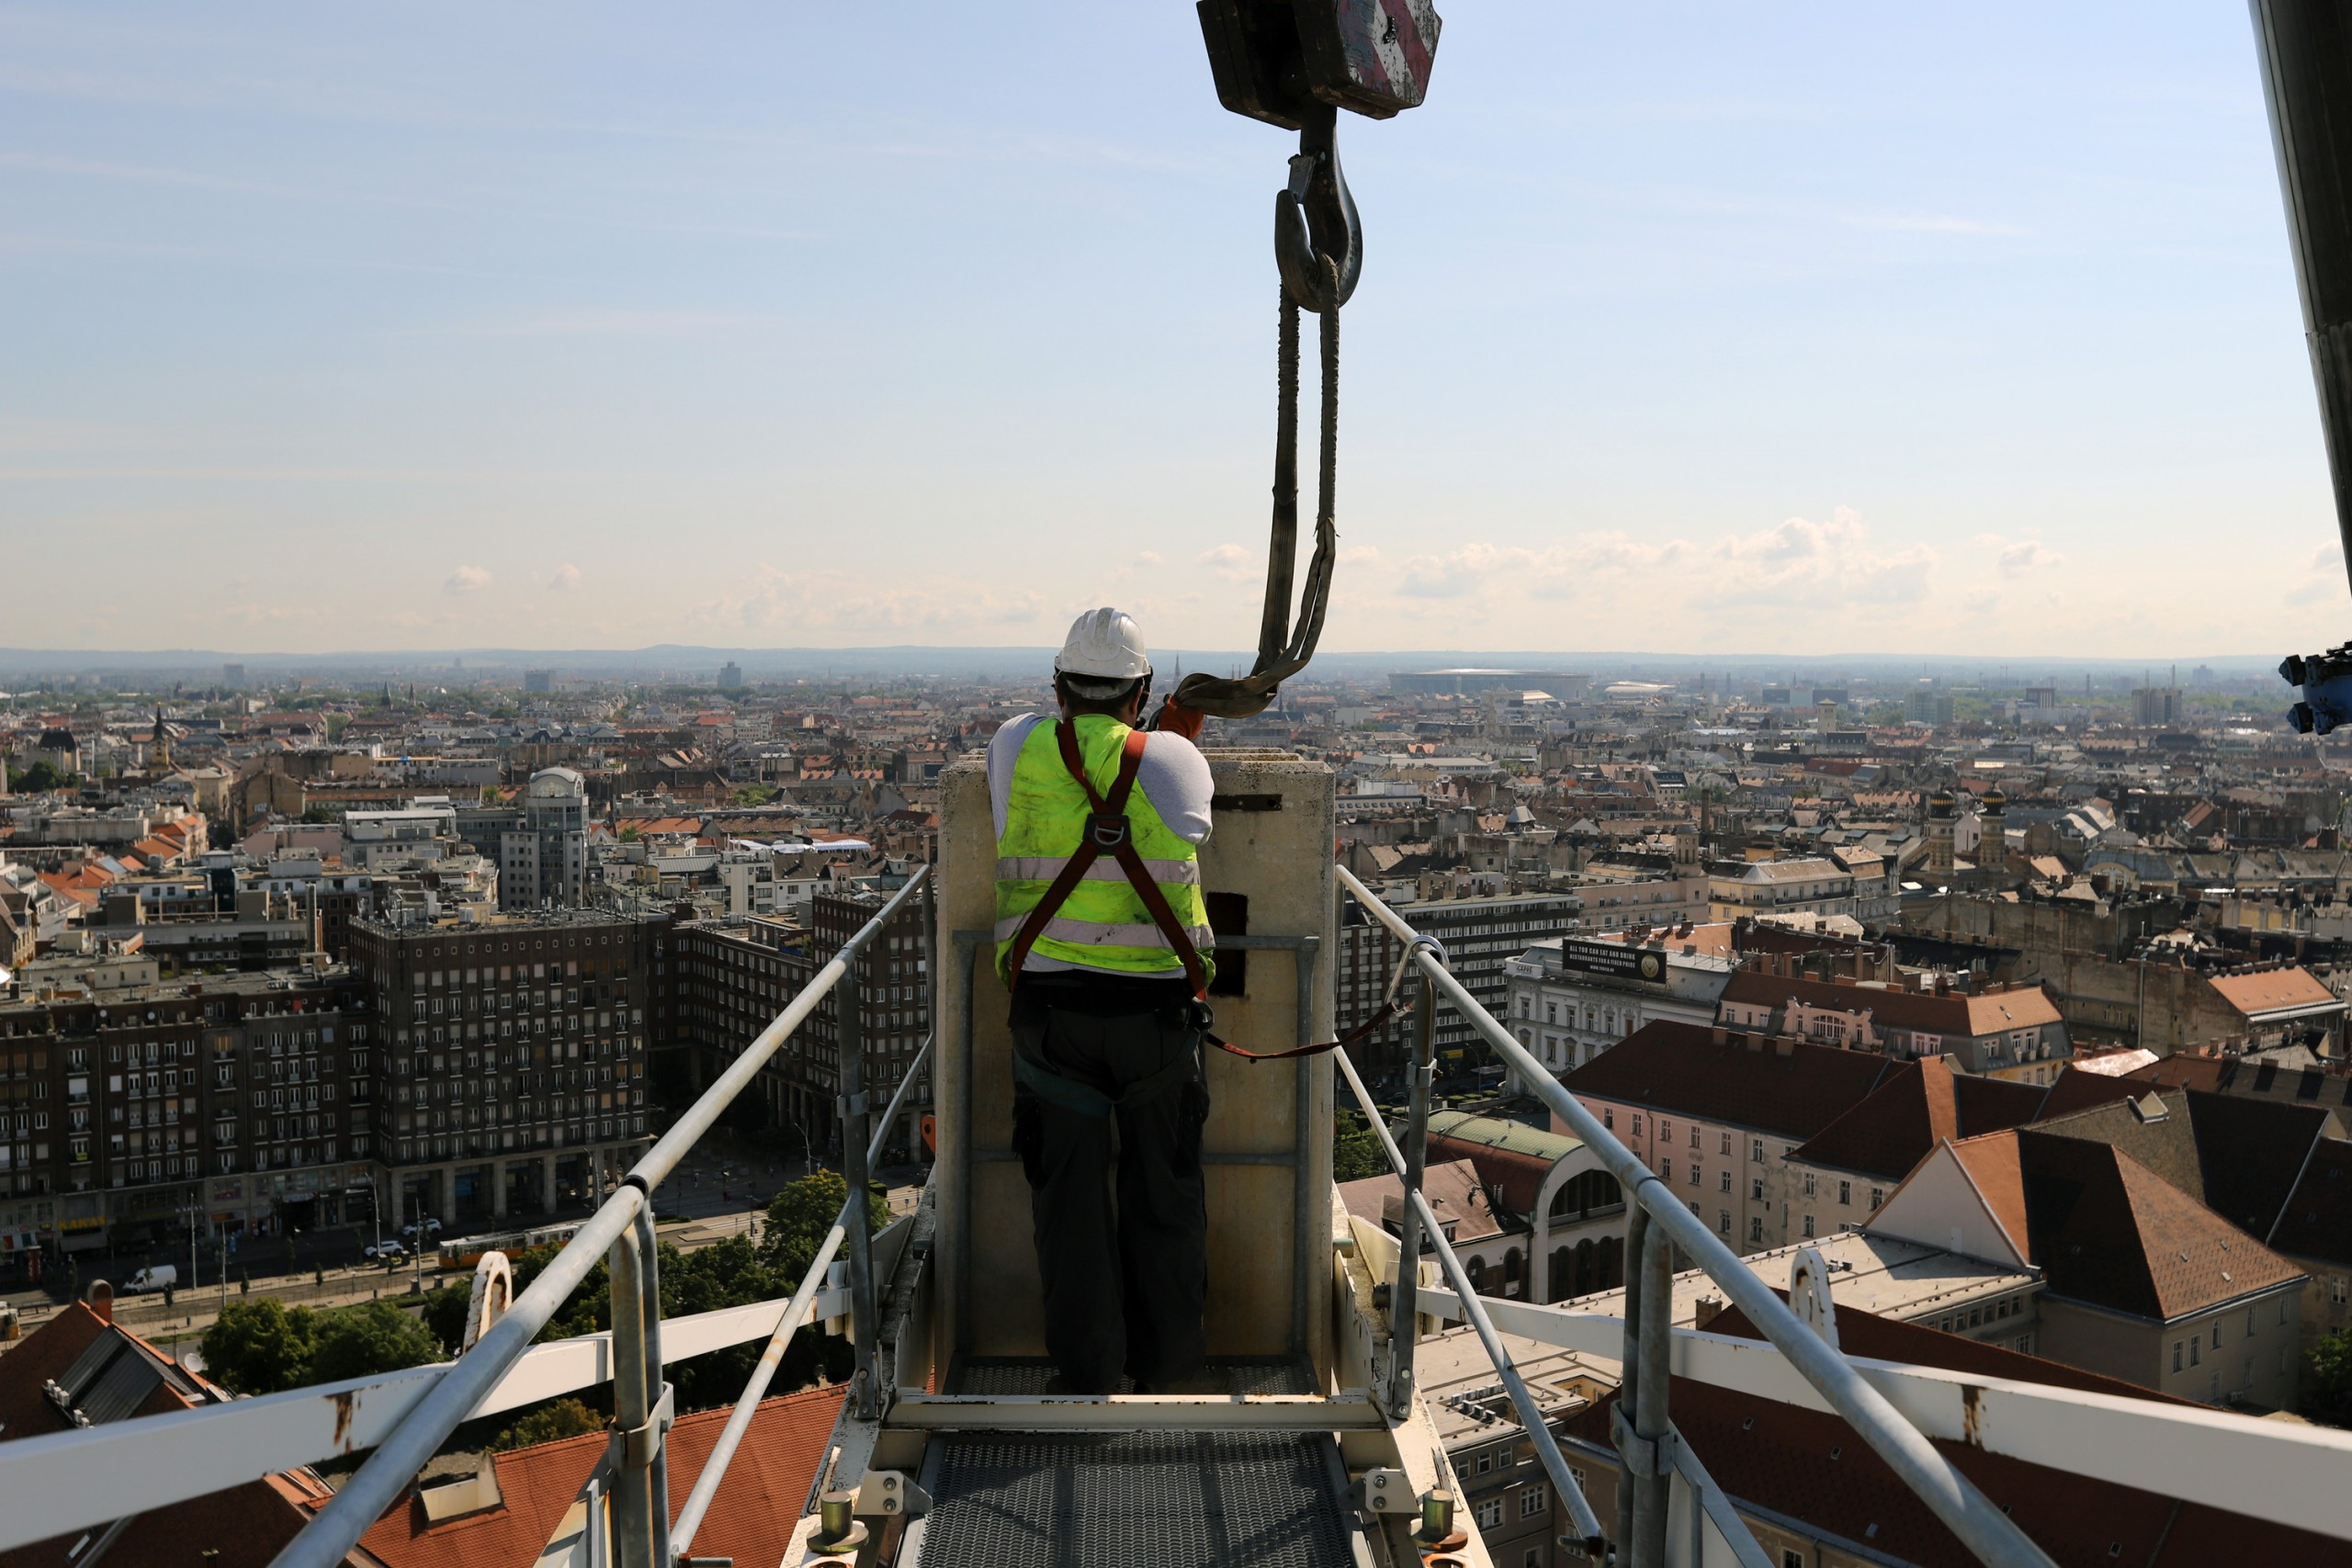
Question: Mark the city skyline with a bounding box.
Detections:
[8,4,2348,657]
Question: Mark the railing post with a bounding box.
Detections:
[633,1205,671,1568]
[607,1206,669,1568]
[1629,1211,1672,1567]
[922,866,940,1162]
[1612,1201,1646,1562]
[841,949,879,1421]
[1385,969,1436,1421]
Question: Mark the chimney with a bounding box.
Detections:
[1711,1025,1728,1044]
[1774,1037,1796,1057]
[88,1280,114,1325]
[1693,1293,1730,1330]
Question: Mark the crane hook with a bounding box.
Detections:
[1275,110,1360,313]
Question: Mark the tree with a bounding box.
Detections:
[758,1169,884,1286]
[419,1282,475,1354]
[1331,1108,1390,1183]
[199,1299,316,1395]
[309,1300,445,1383]
[491,1397,605,1451]
[2309,1326,2352,1424]
[6,761,71,794]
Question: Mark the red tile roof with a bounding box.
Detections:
[2271,1135,2352,1268]
[2012,1130,2306,1321]
[1788,1057,2045,1180]
[355,1386,844,1568]
[1561,1021,1894,1141]
[1719,971,2064,1037]
[2207,966,2341,1019]
[0,1303,333,1568]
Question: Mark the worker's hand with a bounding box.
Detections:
[1150,696,1208,741]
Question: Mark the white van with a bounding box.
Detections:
[120,1264,177,1294]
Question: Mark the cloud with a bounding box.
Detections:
[444,565,491,594]
[1136,550,1165,569]
[1196,543,1257,581]
[548,563,582,591]
[701,563,1051,638]
[1973,534,2067,577]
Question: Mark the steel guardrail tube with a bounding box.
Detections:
[1333,866,2059,1568]
[267,1184,650,1568]
[271,866,931,1568]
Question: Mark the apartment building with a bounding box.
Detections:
[1502,926,1734,1077]
[0,966,376,1277]
[348,906,652,1227]
[1337,891,1584,1090]
[671,884,930,1163]
[1716,963,2072,1082]
[1558,1021,1894,1253]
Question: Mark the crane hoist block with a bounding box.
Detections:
[1198,0,1442,129]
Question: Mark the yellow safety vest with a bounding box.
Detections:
[993,715,1214,987]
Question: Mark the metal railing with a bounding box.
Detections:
[270,865,934,1568]
[1333,864,2061,1568]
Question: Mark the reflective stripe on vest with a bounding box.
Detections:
[993,715,1214,984]
[995,855,1202,886]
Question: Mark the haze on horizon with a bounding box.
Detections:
[5,4,2347,660]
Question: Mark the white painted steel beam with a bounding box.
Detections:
[0,1294,809,1553]
[1419,1289,2352,1543]
[886,1393,1385,1432]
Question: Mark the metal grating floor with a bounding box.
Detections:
[949,1357,1319,1396]
[907,1430,1360,1568]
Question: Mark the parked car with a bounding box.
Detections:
[400,1217,443,1240]
[363,1239,407,1261]
[120,1264,177,1294]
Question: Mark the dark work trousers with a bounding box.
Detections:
[1010,974,1210,1393]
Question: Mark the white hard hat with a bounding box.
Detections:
[1055,607,1151,681]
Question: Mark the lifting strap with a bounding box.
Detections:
[1169,254,1342,721]
[1004,718,1409,1066]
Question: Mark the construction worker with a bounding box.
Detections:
[990,607,1214,1393]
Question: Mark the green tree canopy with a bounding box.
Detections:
[491,1397,605,1451]
[2309,1325,2352,1424]
[198,1299,316,1395]
[758,1168,885,1287]
[1332,1108,1391,1183]
[309,1299,445,1383]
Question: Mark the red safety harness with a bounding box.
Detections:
[1003,720,1410,1063]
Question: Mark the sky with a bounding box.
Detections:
[3,3,2346,660]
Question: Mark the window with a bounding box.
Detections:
[1475,1450,1494,1474]
[1659,1119,1673,1144]
[1869,1188,1884,1210]
[1687,1164,1700,1188]
[1720,1131,1731,1155]
[1747,1215,1761,1244]
[1803,1171,1816,1198]
[2212,1323,2222,1350]
[2336,1277,2349,1305]
[1632,1115,1644,1138]
[1475,1498,1504,1530]
[1719,1170,1730,1193]
[2190,1338,2200,1367]
[1661,1159,1675,1184]
[1838,1179,1851,1206]
[1803,1214,1815,1238]
[1603,1108,1613,1132]
[1689,1124,1700,1149]
[1519,1484,1547,1517]
[1751,1138,1764,1164]
[1784,1554,1805,1568]
[1750,1178,1765,1202]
